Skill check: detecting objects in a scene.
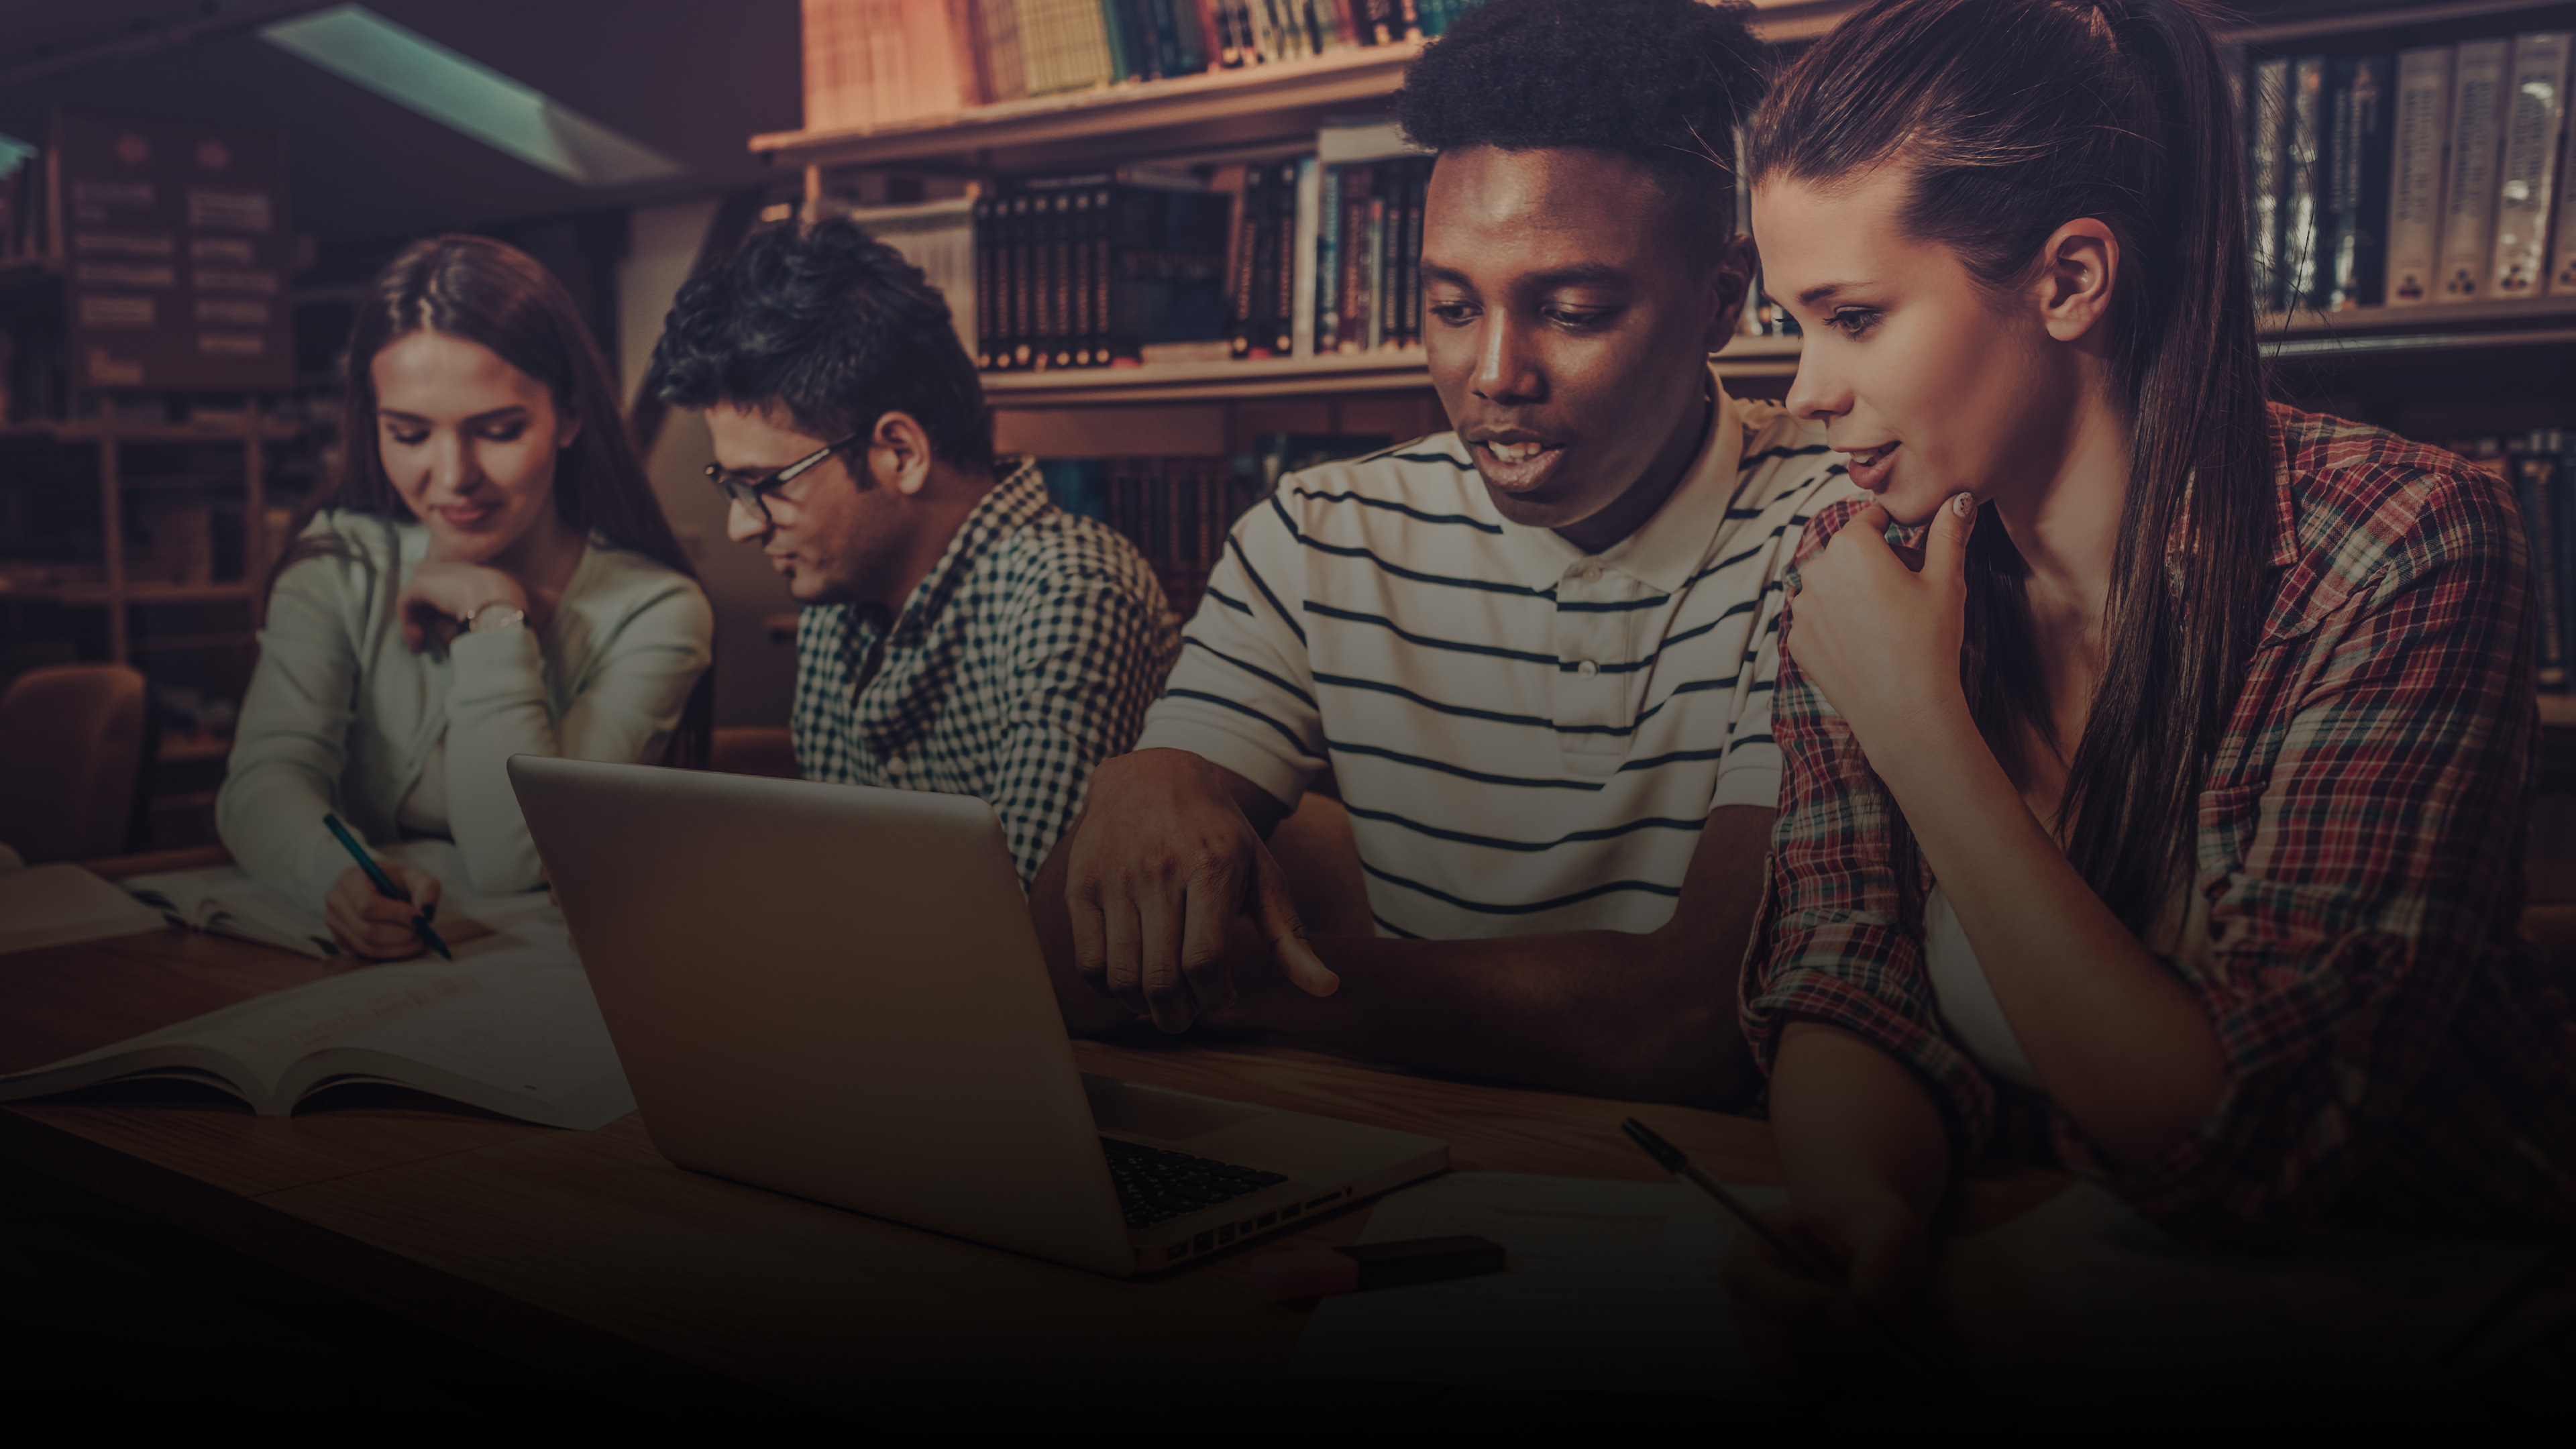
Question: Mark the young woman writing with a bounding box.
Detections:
[1730,0,2575,1359]
[219,235,712,959]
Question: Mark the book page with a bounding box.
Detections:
[0,961,483,1109]
[1290,1173,1792,1400]
[295,958,633,1129]
[0,863,177,953]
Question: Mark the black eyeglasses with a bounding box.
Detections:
[704,434,861,525]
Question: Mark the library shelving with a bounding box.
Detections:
[756,0,2576,751]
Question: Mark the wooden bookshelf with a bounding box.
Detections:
[2262,294,2576,359]
[753,3,1877,176]
[979,335,1801,409]
[755,40,1427,174]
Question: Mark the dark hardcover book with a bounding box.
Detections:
[1215,1,1248,67]
[1373,160,1399,350]
[1102,185,1231,362]
[1012,193,1040,370]
[1240,165,1277,357]
[1316,162,1343,354]
[1227,167,1263,357]
[973,196,998,370]
[1362,0,1398,45]
[2325,54,2393,309]
[1337,162,1373,352]
[2249,56,2290,313]
[1071,188,1097,365]
[1144,0,1185,75]
[1271,160,1299,356]
[1399,156,1428,345]
[1100,1,1136,80]
[1046,191,1070,366]
[2284,55,2328,309]
[2514,429,2571,690]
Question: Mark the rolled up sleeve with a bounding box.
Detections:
[1740,498,1996,1167]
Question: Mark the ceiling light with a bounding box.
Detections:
[260,5,682,187]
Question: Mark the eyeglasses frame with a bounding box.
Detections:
[704,433,864,525]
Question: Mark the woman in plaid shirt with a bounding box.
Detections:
[1728,0,2575,1364]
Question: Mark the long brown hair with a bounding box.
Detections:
[274,233,712,765]
[1749,0,2275,931]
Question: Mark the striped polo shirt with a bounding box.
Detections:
[1134,370,1855,940]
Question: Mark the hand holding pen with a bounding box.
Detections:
[1621,1118,1947,1395]
[320,814,450,961]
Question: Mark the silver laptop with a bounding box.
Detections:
[508,755,1446,1277]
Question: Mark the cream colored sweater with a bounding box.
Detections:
[217,509,712,907]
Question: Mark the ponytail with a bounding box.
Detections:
[1749,0,2275,930]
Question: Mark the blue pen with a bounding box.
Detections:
[321,813,451,960]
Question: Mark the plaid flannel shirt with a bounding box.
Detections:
[1745,405,2576,1246]
[792,460,1180,887]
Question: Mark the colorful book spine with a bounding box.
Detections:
[2248,57,2290,313]
[2490,33,2571,297]
[2387,46,2451,305]
[2325,54,2392,309]
[1271,160,1299,356]
[1316,162,1342,354]
[2557,84,2576,292]
[2514,428,2570,689]
[1337,162,1373,352]
[2436,38,2513,300]
[1291,156,1321,358]
[973,195,1000,368]
[2284,56,2328,310]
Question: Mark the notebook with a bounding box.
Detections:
[123,840,542,958]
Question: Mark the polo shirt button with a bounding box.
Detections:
[1576,660,1599,678]
[1580,564,1602,584]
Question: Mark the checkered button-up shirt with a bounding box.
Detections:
[792,460,1180,886]
[1745,405,2576,1246]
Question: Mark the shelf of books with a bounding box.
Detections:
[765,4,1865,176]
[977,333,1802,407]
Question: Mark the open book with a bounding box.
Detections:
[0,863,175,953]
[123,840,545,959]
[0,947,633,1130]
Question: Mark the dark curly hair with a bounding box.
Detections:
[1395,0,1765,257]
[647,216,994,476]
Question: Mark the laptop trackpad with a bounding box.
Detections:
[1083,1074,1267,1143]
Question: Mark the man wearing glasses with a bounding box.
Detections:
[647,217,1179,885]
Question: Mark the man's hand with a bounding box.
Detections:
[1061,749,1339,1032]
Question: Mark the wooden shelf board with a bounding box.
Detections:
[745,0,2534,174]
[977,336,1801,407]
[2542,694,2576,729]
[128,631,256,653]
[1,580,259,606]
[2264,296,2576,359]
[0,419,297,444]
[757,42,1425,171]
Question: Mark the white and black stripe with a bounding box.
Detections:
[1136,376,1856,941]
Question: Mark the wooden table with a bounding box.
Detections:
[1,925,2069,1426]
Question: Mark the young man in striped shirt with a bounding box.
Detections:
[1034,0,1854,1108]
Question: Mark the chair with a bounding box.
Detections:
[0,663,152,864]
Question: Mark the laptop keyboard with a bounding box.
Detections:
[1103,1136,1289,1229]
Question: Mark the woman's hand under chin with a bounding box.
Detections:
[1788,491,1978,756]
[396,557,529,653]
